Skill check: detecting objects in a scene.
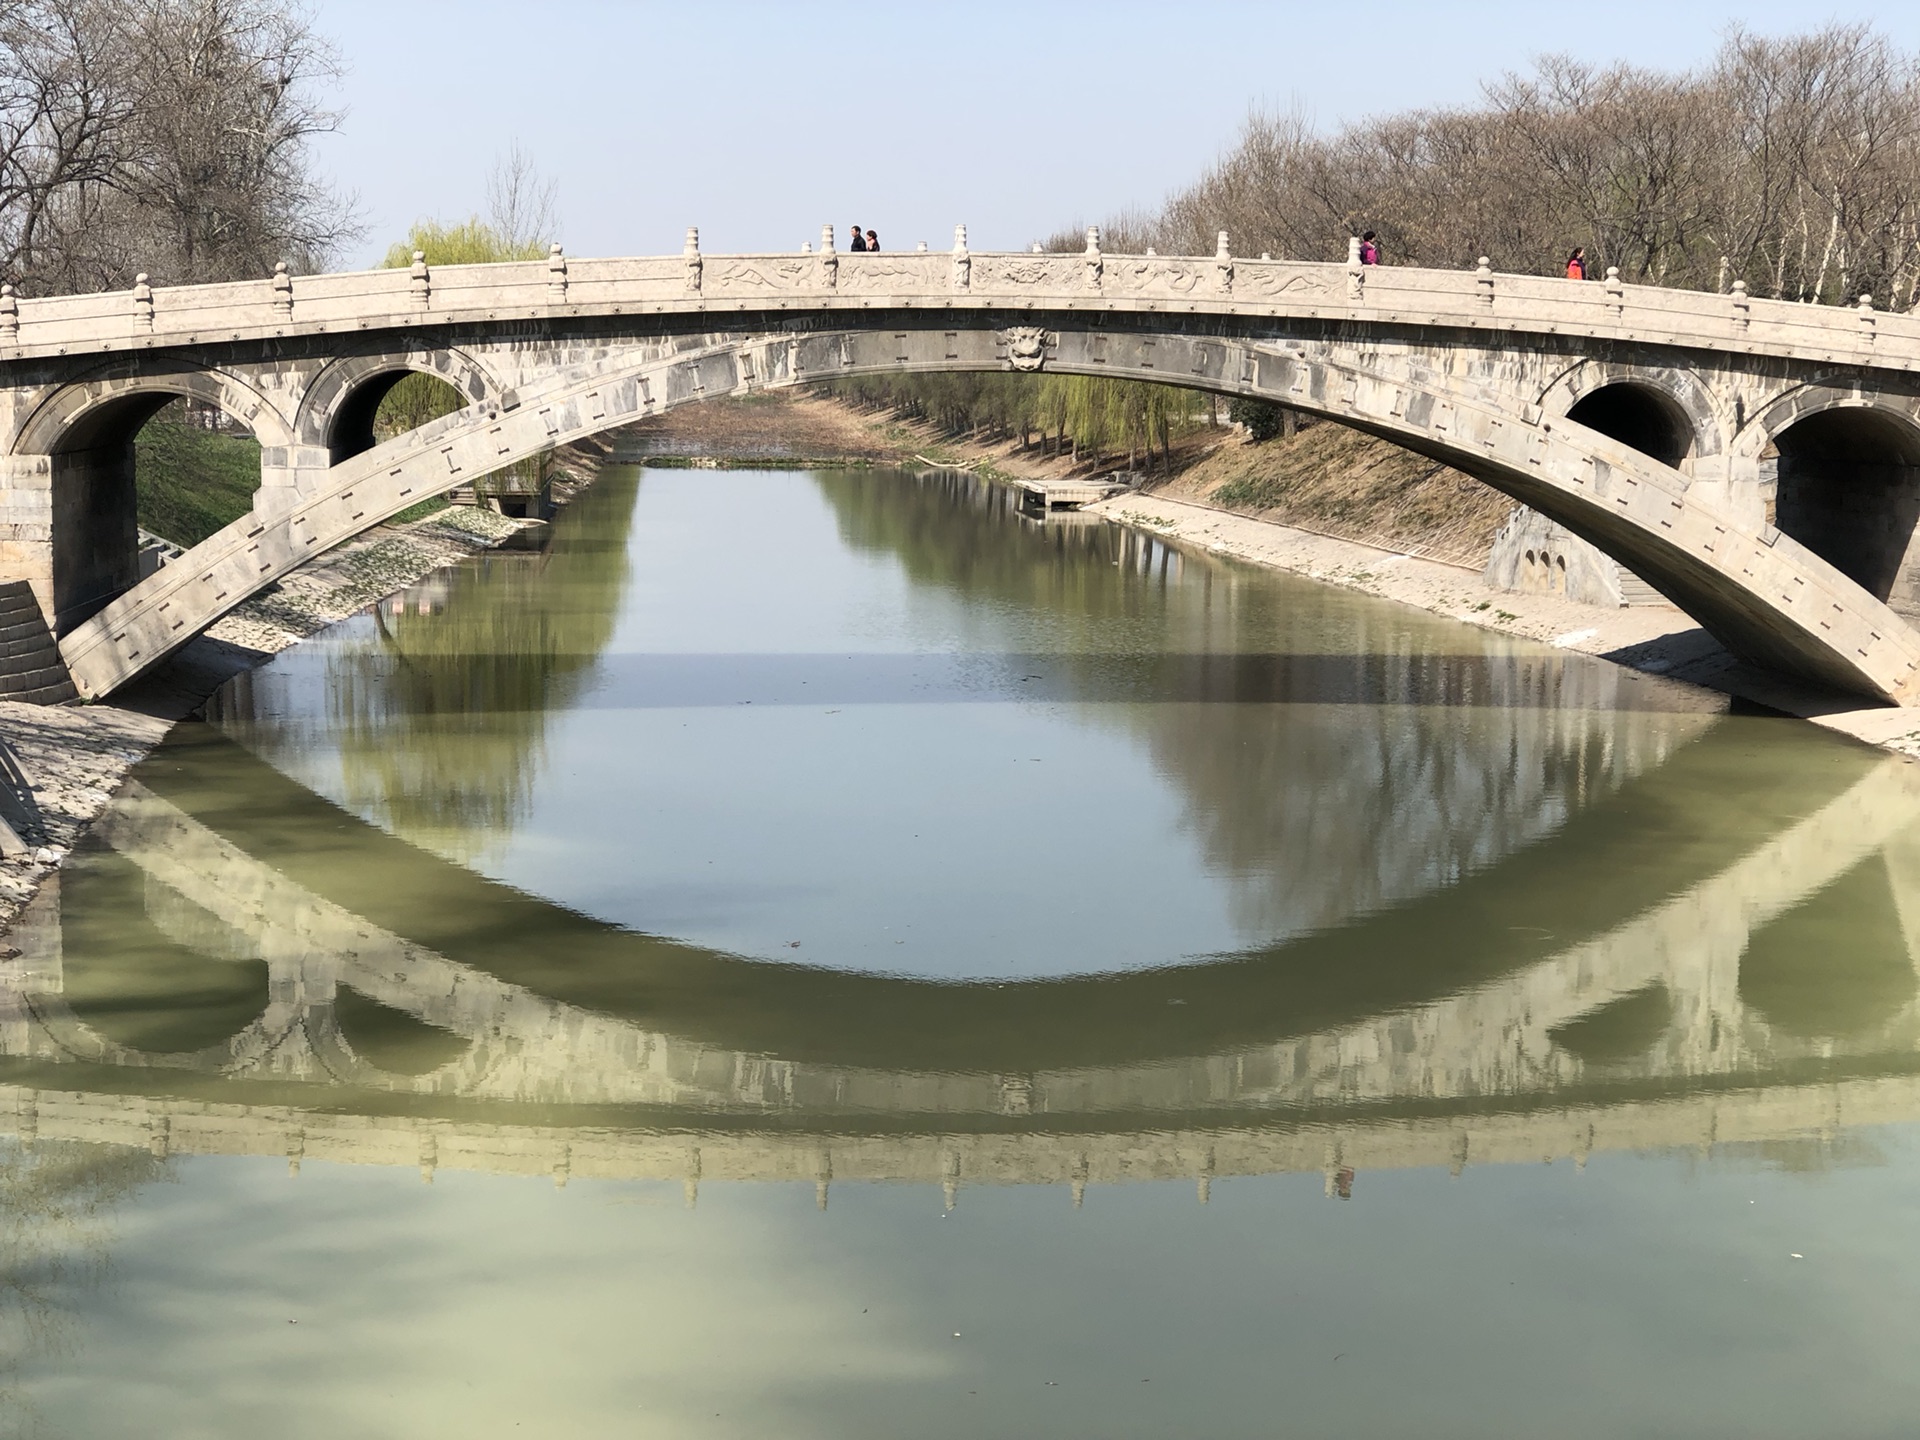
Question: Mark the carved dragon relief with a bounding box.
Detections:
[1002,327,1052,372]
[973,256,1080,290]
[708,259,813,291]
[835,260,940,294]
[1110,261,1207,297]
[1234,267,1335,299]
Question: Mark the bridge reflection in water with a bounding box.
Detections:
[5,707,1920,1205]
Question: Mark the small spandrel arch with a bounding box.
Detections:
[298,349,498,465]
[1766,403,1920,612]
[1567,382,1698,470]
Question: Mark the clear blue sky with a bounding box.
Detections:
[310,1,1919,266]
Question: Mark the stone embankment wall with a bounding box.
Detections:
[1484,509,1667,608]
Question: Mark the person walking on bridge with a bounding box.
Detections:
[850,224,867,253]
[1358,231,1379,265]
[865,228,880,252]
[1566,247,1589,280]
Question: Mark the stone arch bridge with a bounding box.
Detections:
[4,230,1920,700]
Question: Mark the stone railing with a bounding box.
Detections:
[0,226,1912,373]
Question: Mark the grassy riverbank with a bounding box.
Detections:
[134,412,260,544]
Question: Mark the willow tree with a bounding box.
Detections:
[375,175,556,439]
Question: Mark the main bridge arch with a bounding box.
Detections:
[50,321,1920,704]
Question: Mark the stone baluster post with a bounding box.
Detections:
[683,227,702,294]
[1730,279,1750,330]
[0,284,18,342]
[1084,226,1102,292]
[409,251,430,309]
[951,224,970,292]
[1859,292,1877,341]
[1214,231,1233,296]
[547,243,568,303]
[132,273,153,331]
[1346,235,1364,301]
[1476,256,1494,308]
[272,261,293,320]
[1605,265,1625,318]
[818,223,837,289]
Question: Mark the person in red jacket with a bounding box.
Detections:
[1566,247,1589,280]
[1358,230,1380,265]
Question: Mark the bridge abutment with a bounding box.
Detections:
[0,454,54,625]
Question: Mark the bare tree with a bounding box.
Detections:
[1103,24,1920,307]
[0,0,359,293]
[486,139,557,254]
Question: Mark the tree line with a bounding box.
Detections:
[1110,23,1920,307]
[862,24,1920,459]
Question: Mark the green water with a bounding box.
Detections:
[6,466,1920,1437]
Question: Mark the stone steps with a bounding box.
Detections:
[0,582,76,704]
[1617,572,1667,607]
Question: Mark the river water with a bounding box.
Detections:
[8,465,1920,1436]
